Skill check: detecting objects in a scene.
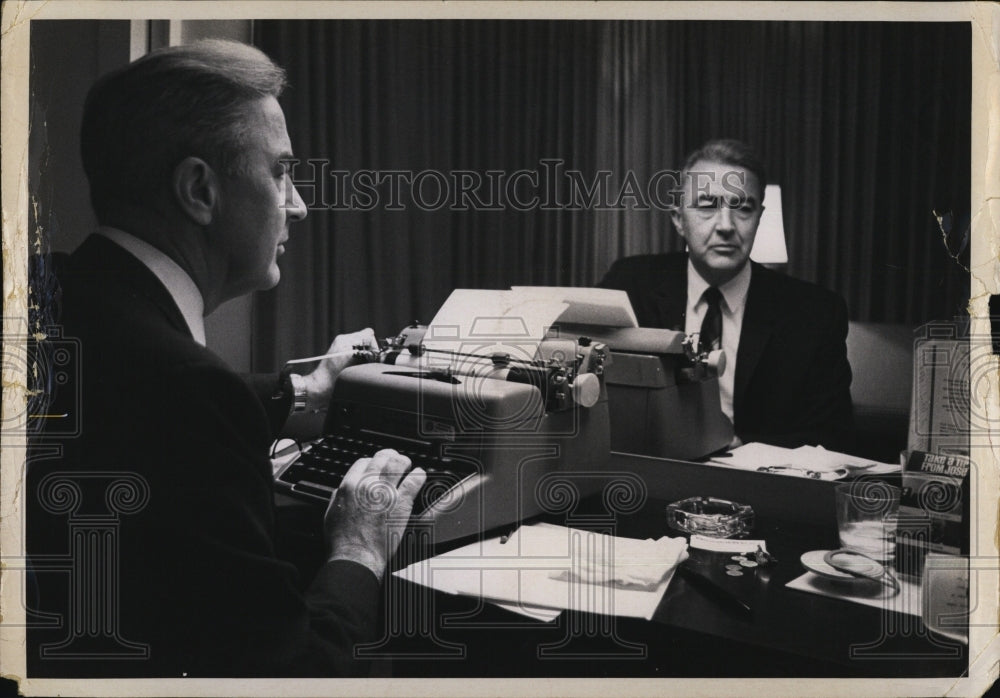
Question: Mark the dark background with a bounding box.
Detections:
[28,19,971,373]
[253,20,970,369]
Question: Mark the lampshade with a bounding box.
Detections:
[750,184,788,265]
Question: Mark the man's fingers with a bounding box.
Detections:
[332,327,377,352]
[370,448,411,485]
[338,456,375,492]
[396,467,427,505]
[338,449,417,510]
[371,447,403,463]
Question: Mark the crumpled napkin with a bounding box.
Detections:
[548,532,689,591]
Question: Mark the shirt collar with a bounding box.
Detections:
[686,257,752,313]
[96,227,207,346]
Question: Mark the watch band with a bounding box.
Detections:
[287,373,308,413]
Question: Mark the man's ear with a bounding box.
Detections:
[172,156,219,226]
[670,208,686,240]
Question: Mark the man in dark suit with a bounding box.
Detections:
[27,40,424,677]
[599,139,853,451]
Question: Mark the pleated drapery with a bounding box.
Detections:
[252,20,969,369]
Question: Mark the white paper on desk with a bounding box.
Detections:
[492,601,563,622]
[393,550,560,621]
[708,442,900,480]
[393,523,687,620]
[786,570,922,617]
[689,535,768,555]
[794,445,901,474]
[423,289,567,358]
[510,286,639,328]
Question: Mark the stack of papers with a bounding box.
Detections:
[708,442,901,480]
[393,523,688,621]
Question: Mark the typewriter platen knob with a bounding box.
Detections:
[571,373,601,408]
[705,349,726,377]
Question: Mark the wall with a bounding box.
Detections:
[29,20,126,254]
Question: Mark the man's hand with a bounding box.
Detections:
[324,449,426,581]
[300,328,377,411]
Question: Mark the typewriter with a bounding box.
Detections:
[545,323,733,460]
[274,323,611,543]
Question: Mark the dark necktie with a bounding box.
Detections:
[699,287,723,353]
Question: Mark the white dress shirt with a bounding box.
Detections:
[97,227,207,346]
[684,260,751,422]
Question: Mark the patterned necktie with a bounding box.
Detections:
[699,286,723,353]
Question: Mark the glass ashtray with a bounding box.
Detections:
[666,496,754,538]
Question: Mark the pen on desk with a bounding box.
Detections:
[676,564,752,617]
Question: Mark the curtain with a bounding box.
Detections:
[252,20,969,369]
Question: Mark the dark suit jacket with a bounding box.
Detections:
[599,252,854,451]
[27,235,378,677]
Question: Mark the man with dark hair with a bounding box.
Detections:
[599,138,853,451]
[28,39,424,677]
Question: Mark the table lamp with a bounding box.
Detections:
[750,184,788,270]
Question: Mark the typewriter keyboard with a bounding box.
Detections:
[277,431,477,515]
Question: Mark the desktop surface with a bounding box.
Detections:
[273,451,967,679]
[374,501,967,678]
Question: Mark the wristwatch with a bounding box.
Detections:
[286,373,308,413]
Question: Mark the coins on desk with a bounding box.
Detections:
[720,548,775,578]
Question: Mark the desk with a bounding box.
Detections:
[274,452,968,678]
[372,507,966,678]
